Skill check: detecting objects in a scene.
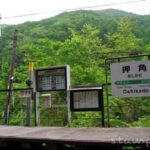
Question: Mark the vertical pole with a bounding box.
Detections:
[34,92,39,126]
[101,88,105,127]
[26,62,34,126]
[31,66,40,127]
[20,102,24,126]
[26,97,32,126]
[30,66,40,127]
[34,92,36,126]
[4,30,18,125]
[67,90,71,127]
[104,59,110,127]
[101,109,105,127]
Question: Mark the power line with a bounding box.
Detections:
[76,0,145,9]
[2,0,145,20]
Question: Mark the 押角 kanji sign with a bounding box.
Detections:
[111,60,150,97]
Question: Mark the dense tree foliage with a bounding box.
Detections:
[0,9,150,127]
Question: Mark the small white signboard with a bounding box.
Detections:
[19,89,32,98]
[41,94,51,108]
[111,60,150,97]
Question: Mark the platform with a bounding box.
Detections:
[0,126,149,149]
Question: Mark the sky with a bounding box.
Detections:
[0,0,150,24]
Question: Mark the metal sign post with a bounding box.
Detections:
[26,63,33,126]
[67,90,71,126]
[33,91,39,126]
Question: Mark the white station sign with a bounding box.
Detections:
[111,60,150,97]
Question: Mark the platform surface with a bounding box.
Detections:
[0,126,149,145]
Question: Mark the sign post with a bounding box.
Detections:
[26,62,34,126]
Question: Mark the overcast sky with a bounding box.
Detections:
[0,0,150,24]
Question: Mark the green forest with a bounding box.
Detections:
[0,9,150,127]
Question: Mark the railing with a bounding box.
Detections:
[0,89,149,127]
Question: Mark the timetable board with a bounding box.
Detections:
[70,86,103,111]
[73,91,99,109]
[36,66,70,92]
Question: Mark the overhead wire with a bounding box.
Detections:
[75,0,145,9]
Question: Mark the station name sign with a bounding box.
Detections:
[111,60,150,97]
[35,65,70,92]
[70,86,103,111]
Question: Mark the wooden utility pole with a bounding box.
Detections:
[4,29,18,125]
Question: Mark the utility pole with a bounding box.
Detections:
[4,29,18,125]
